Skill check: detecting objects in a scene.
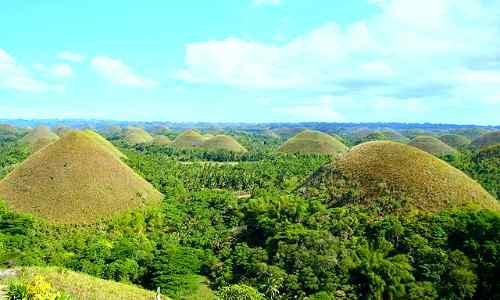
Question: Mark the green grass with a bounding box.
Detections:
[408,135,458,156]
[304,141,498,213]
[471,131,500,149]
[124,127,154,145]
[0,130,162,224]
[279,129,348,155]
[20,125,60,151]
[439,134,471,148]
[0,266,170,300]
[173,130,207,149]
[201,135,247,153]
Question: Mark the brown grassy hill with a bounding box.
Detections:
[0,131,162,224]
[82,130,126,160]
[279,129,348,155]
[153,135,172,145]
[52,125,71,137]
[124,127,154,145]
[20,125,59,151]
[408,135,458,156]
[439,134,471,148]
[173,129,207,149]
[470,131,500,149]
[202,135,247,153]
[303,141,498,212]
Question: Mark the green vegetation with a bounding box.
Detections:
[303,141,498,212]
[124,127,154,145]
[279,129,348,155]
[201,135,247,153]
[173,130,207,149]
[20,125,60,152]
[2,267,168,300]
[439,134,471,148]
[408,135,458,156]
[470,131,500,149]
[0,131,162,224]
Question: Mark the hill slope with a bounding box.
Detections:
[408,135,458,156]
[0,131,162,224]
[202,135,247,153]
[173,130,207,149]
[124,127,154,145]
[471,131,500,149]
[153,135,172,145]
[303,141,498,212]
[20,125,59,151]
[0,267,169,300]
[279,129,348,155]
[439,134,471,148]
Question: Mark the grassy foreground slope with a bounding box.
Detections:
[1,267,170,300]
[304,141,498,212]
[202,135,247,153]
[279,129,348,155]
[408,135,458,156]
[471,131,500,149]
[0,131,162,224]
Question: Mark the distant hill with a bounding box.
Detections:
[439,134,471,148]
[153,135,172,145]
[173,130,207,149]
[202,135,247,153]
[124,127,154,145]
[20,125,60,151]
[302,141,498,212]
[0,131,162,224]
[279,129,348,155]
[408,135,458,156]
[470,131,500,149]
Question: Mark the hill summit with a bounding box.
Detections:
[302,141,498,212]
[202,135,247,153]
[0,130,162,224]
[20,125,60,151]
[124,127,154,145]
[279,129,348,155]
[173,129,207,149]
[408,135,458,157]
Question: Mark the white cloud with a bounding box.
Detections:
[91,56,158,88]
[0,48,62,92]
[253,0,281,6]
[51,64,73,77]
[176,0,500,117]
[58,51,85,63]
[272,96,346,122]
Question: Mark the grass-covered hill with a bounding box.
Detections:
[124,127,154,145]
[408,135,458,156]
[153,135,172,145]
[470,131,500,149]
[201,135,247,153]
[360,130,410,144]
[0,130,162,224]
[20,125,60,151]
[439,134,471,148]
[52,125,71,137]
[279,129,348,155]
[0,267,170,300]
[173,129,207,149]
[303,141,498,212]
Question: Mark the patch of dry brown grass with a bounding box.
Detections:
[201,135,247,153]
[124,127,154,145]
[173,130,207,149]
[20,125,59,151]
[0,131,162,224]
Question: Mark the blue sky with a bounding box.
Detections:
[1,0,499,124]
